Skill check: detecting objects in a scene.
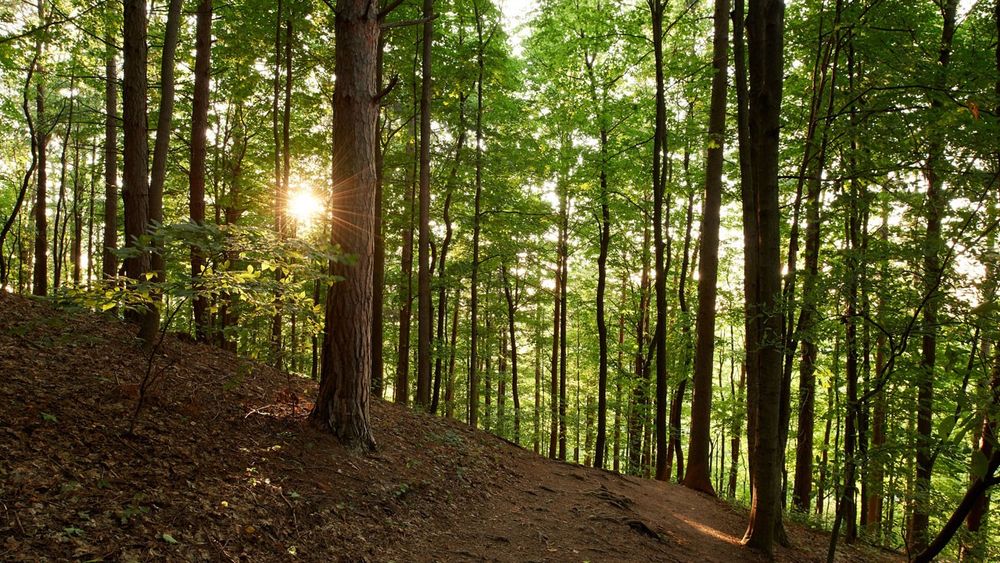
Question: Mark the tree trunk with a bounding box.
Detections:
[741,0,786,554]
[650,0,669,483]
[148,0,182,321]
[684,0,728,496]
[502,266,521,444]
[102,10,118,284]
[468,0,486,426]
[371,34,387,398]
[910,0,957,551]
[415,0,434,410]
[395,39,420,406]
[189,0,213,342]
[122,0,156,346]
[310,0,379,450]
[445,288,460,418]
[432,93,467,414]
[32,0,48,297]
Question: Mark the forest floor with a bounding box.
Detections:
[0,293,900,562]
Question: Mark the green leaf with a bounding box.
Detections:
[63,527,84,537]
[40,412,57,423]
[161,533,179,544]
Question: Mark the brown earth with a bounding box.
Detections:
[0,293,899,562]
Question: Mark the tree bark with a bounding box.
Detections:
[149,0,182,319]
[740,0,786,554]
[310,0,379,450]
[189,0,213,341]
[102,9,118,284]
[32,0,48,297]
[415,0,434,410]
[649,0,669,483]
[684,0,728,495]
[468,0,487,426]
[910,0,957,551]
[122,0,156,346]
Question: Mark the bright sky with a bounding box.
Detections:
[498,0,536,56]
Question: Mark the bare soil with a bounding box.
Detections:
[0,293,898,562]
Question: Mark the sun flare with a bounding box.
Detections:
[287,188,324,228]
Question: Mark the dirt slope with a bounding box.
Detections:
[0,293,896,562]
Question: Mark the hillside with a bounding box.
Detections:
[0,293,895,562]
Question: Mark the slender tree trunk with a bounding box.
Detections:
[395,40,421,406]
[549,204,563,458]
[502,266,521,444]
[32,0,48,297]
[583,54,612,470]
[53,101,72,292]
[650,0,670,483]
[628,218,652,475]
[468,0,486,426]
[310,0,379,450]
[558,174,569,461]
[432,93,467,414]
[102,10,118,284]
[371,34,387,398]
[684,0,728,495]
[445,288,460,418]
[910,1,957,552]
[148,0,182,324]
[415,0,434,409]
[70,127,83,286]
[189,0,213,341]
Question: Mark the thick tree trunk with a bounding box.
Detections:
[122,0,156,346]
[684,0,728,496]
[741,0,786,554]
[310,0,379,450]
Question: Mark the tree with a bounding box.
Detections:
[310,0,380,449]
[121,0,157,346]
[189,0,213,341]
[683,0,728,496]
[415,0,434,410]
[740,0,786,554]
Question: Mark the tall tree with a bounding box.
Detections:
[415,0,434,409]
[190,0,213,341]
[121,0,157,346]
[683,0,728,496]
[648,0,669,483]
[31,0,48,297]
[740,0,786,554]
[310,0,380,449]
[909,0,958,552]
[102,7,118,284]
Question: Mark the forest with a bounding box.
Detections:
[1,0,999,559]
